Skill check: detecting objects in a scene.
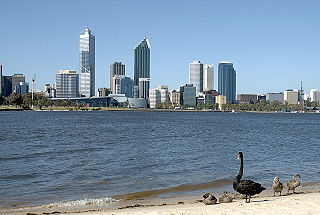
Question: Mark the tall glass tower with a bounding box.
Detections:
[134,37,150,97]
[218,61,236,103]
[80,28,95,97]
[189,61,203,96]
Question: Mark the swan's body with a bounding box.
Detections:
[218,191,233,203]
[286,174,301,194]
[272,176,284,196]
[203,193,217,205]
[233,152,266,203]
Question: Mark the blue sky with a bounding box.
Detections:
[0,0,319,94]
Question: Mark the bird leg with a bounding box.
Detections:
[279,191,281,196]
[248,195,251,203]
[273,192,275,197]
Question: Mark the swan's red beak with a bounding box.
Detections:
[237,154,241,160]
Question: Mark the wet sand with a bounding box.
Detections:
[2,184,319,215]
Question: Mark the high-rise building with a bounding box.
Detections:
[2,75,12,97]
[134,37,150,97]
[189,61,203,96]
[110,62,125,93]
[12,74,25,93]
[80,28,95,97]
[149,85,169,108]
[203,64,214,91]
[284,89,299,105]
[15,82,29,95]
[218,61,236,103]
[138,78,150,99]
[44,84,56,98]
[120,76,134,98]
[111,75,122,94]
[56,70,79,98]
[149,88,161,108]
[310,89,320,103]
[180,84,196,107]
[0,64,2,95]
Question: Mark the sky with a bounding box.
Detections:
[0,0,319,95]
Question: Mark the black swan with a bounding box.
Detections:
[272,176,284,196]
[233,152,266,203]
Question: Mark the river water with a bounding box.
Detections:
[0,111,319,207]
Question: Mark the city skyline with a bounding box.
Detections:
[1,0,320,95]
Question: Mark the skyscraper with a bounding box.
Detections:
[80,28,95,97]
[218,62,236,103]
[56,70,79,98]
[110,62,125,93]
[189,61,203,96]
[138,78,150,99]
[134,37,150,97]
[12,74,25,93]
[0,65,2,95]
[203,64,214,91]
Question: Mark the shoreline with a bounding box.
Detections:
[1,106,319,113]
[2,183,319,215]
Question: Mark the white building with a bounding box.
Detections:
[80,28,95,97]
[189,61,203,96]
[203,64,214,91]
[284,90,299,105]
[149,85,169,108]
[111,75,122,95]
[310,89,320,103]
[149,89,161,108]
[266,93,284,103]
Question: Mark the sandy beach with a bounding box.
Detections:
[2,186,319,215]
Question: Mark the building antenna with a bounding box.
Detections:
[300,81,304,112]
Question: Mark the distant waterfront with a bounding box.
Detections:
[1,111,319,208]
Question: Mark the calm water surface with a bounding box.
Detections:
[0,111,319,207]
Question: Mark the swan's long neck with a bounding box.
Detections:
[236,156,243,182]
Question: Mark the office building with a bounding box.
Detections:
[2,75,12,97]
[203,64,214,91]
[180,84,196,106]
[134,37,150,97]
[120,76,134,98]
[110,62,125,93]
[111,75,122,94]
[189,61,203,96]
[149,88,161,108]
[266,93,284,104]
[12,74,25,93]
[149,85,169,108]
[44,84,56,98]
[0,64,2,95]
[170,90,180,106]
[218,61,236,103]
[216,95,227,110]
[15,82,29,95]
[80,28,95,97]
[204,90,219,104]
[310,89,320,103]
[138,78,150,99]
[237,94,257,103]
[284,89,299,105]
[56,70,79,98]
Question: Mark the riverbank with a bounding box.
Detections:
[2,185,319,215]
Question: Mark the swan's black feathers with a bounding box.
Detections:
[233,179,266,196]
